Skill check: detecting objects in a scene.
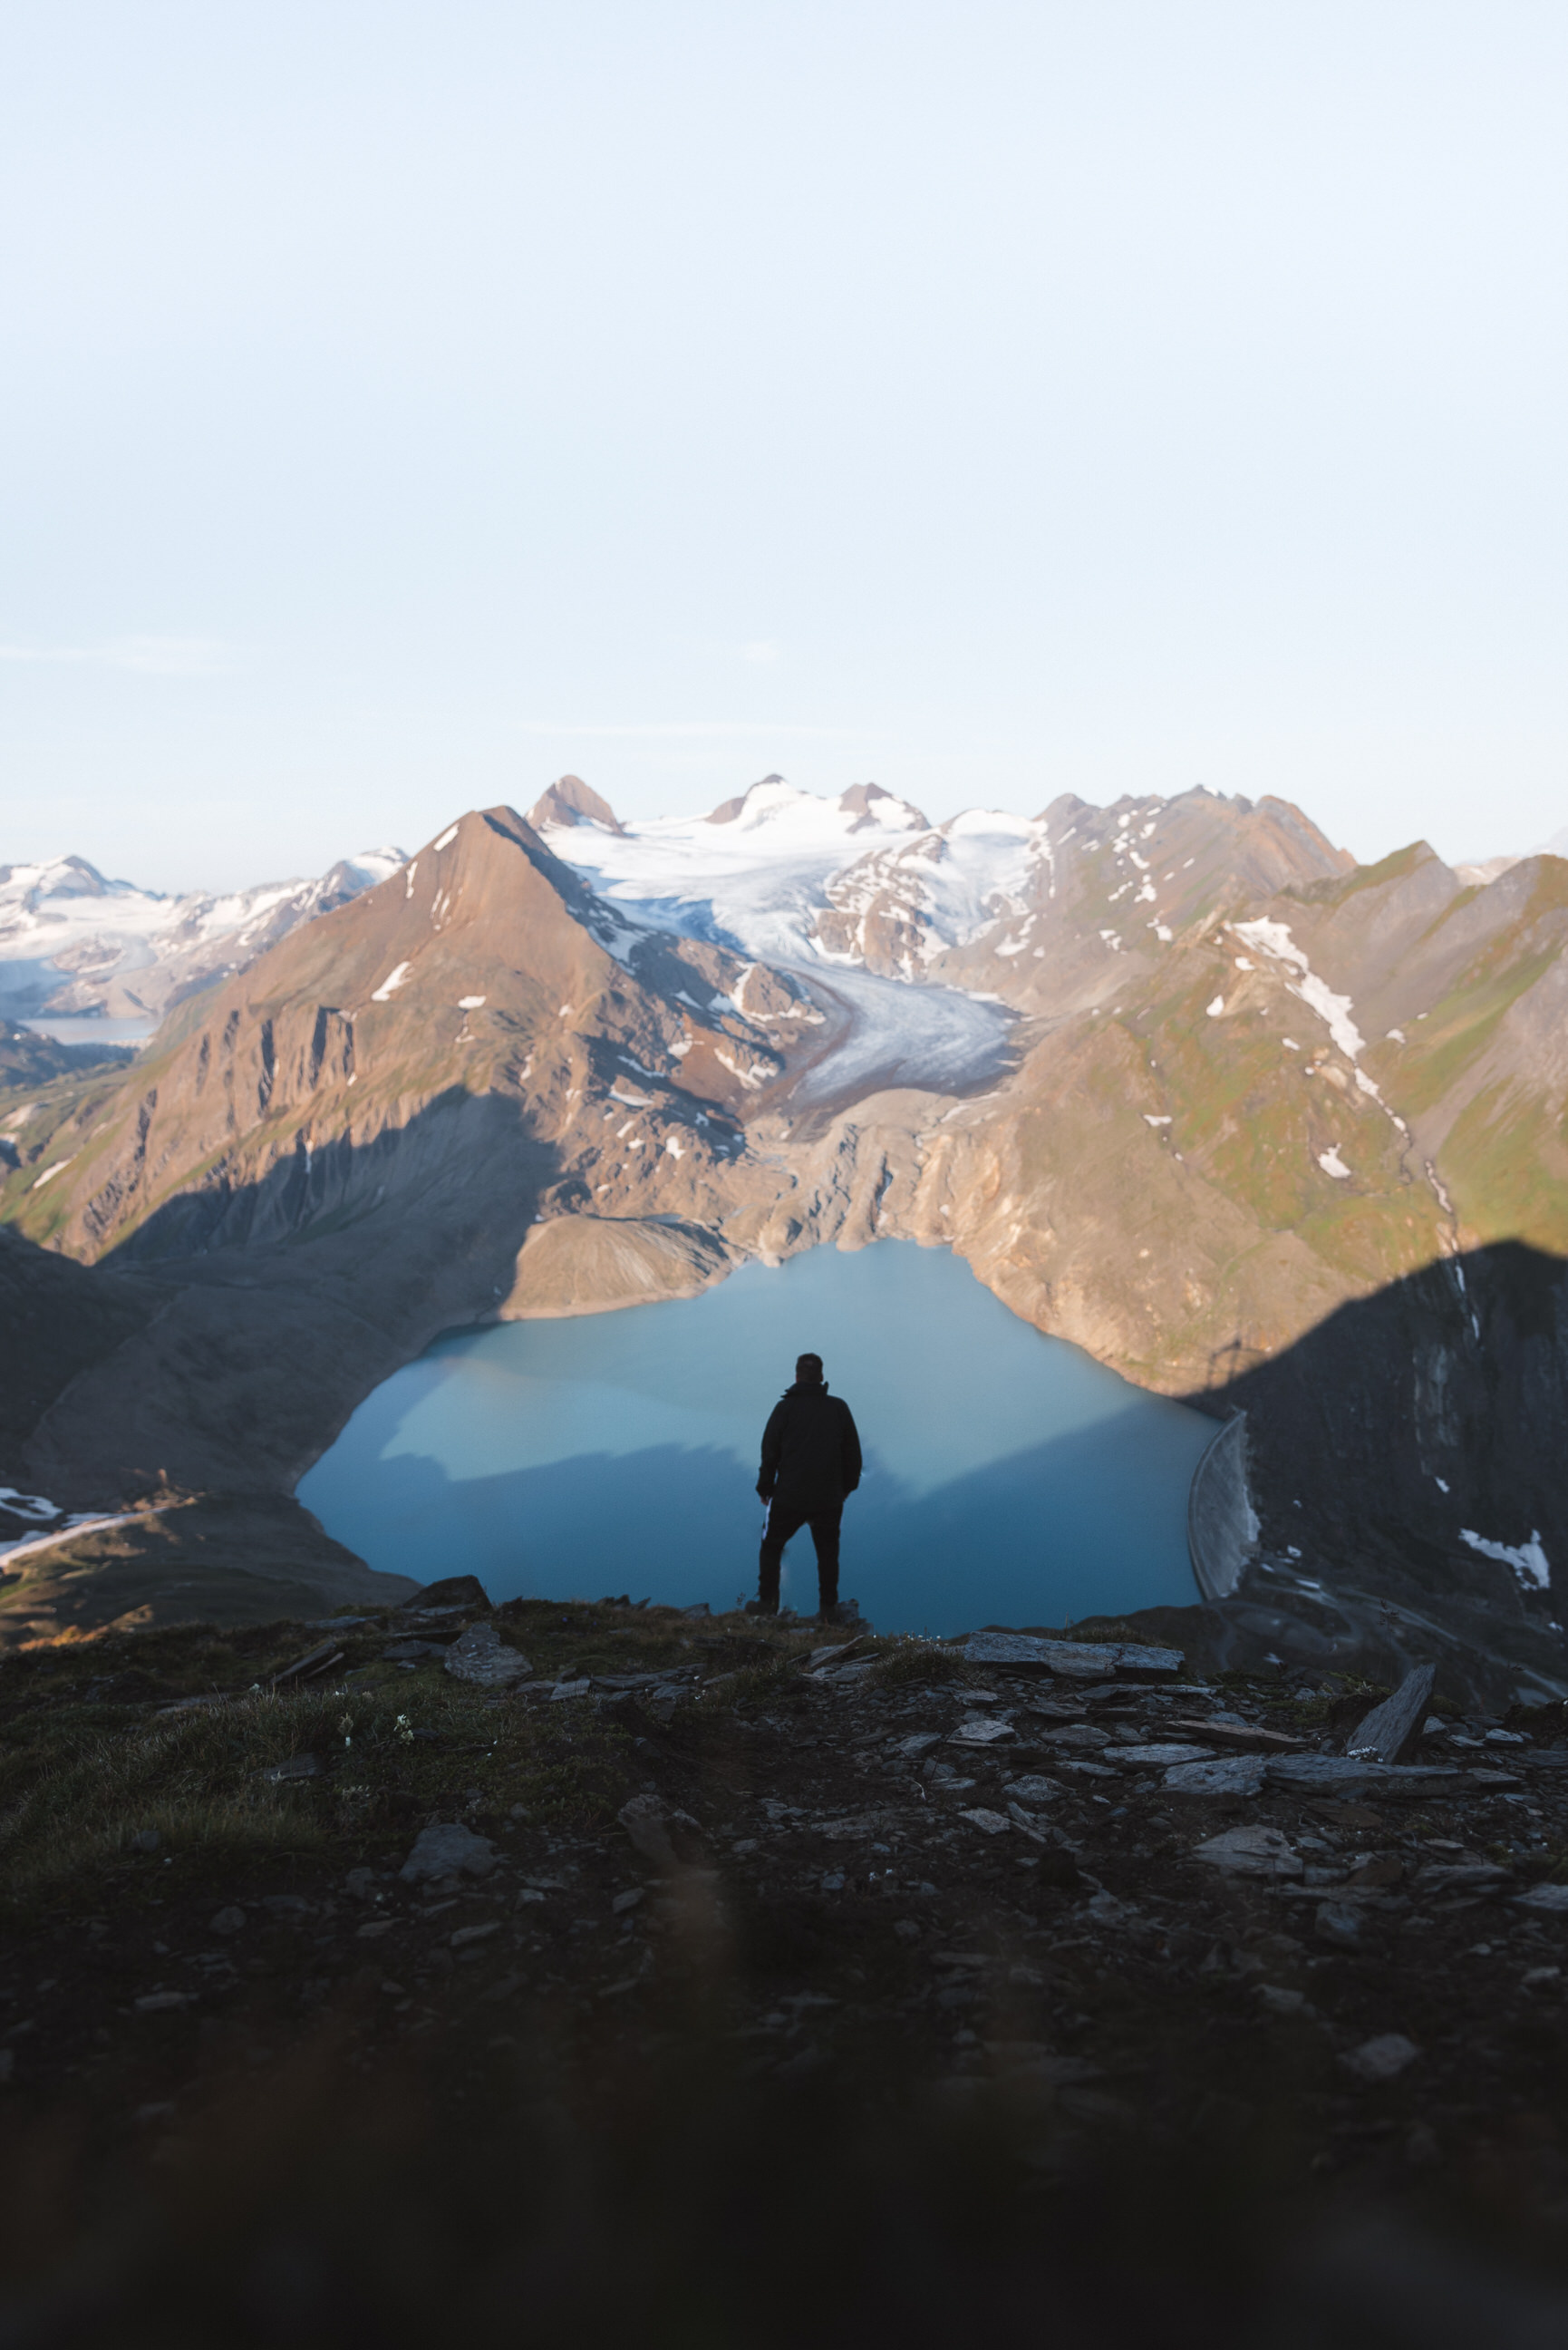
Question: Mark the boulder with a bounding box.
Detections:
[1344,1663,1437,1764]
[414,1575,492,1611]
[442,1622,531,1688]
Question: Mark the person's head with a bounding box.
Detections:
[795,1353,824,1387]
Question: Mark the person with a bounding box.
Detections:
[748,1351,862,1620]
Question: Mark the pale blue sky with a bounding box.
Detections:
[3,1,1565,890]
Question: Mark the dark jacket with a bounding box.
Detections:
[758,1383,863,1509]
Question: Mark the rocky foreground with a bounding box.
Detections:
[3,1589,1568,2342]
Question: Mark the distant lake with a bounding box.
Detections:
[298,1240,1217,1635]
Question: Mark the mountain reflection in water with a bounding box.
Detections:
[298,1241,1215,1634]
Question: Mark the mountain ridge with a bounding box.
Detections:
[3,776,1566,1698]
[0,845,406,1024]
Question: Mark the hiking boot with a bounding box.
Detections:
[743,1597,779,1617]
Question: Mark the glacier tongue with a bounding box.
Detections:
[537,788,1017,1103]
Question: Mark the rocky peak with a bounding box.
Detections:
[526,776,626,837]
[705,775,790,826]
[5,802,827,1270]
[838,782,930,832]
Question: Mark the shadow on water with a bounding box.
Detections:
[298,1240,1218,1630]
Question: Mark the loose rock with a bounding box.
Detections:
[1315,1901,1365,1950]
[618,1793,681,1871]
[950,1718,1015,1746]
[1165,1756,1266,1799]
[1195,1827,1302,1879]
[1514,1883,1568,1913]
[1003,1775,1062,1806]
[1341,2033,1420,2083]
[1112,1743,1213,1769]
[399,1822,499,1884]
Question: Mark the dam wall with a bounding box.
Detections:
[1187,1409,1259,1602]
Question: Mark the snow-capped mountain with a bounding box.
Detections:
[527,772,936,965]
[0,848,406,1023]
[527,771,1346,1006]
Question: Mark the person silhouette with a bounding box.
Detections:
[747,1351,862,1621]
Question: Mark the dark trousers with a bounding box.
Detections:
[759,1497,842,1610]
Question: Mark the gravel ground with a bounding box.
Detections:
[3,1594,1567,2344]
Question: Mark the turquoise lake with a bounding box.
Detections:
[298,1239,1219,1635]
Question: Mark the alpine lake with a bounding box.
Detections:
[299,1240,1220,1636]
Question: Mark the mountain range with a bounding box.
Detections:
[3,776,1566,1702]
[0,846,405,1024]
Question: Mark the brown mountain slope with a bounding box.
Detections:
[813,785,1352,993]
[0,807,835,1632]
[3,783,1567,1691]
[2,806,824,1268]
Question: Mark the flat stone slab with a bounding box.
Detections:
[1412,1860,1509,1895]
[1515,1883,1568,1913]
[1111,1743,1214,1770]
[1163,1755,1267,1798]
[957,1633,1184,1680]
[1195,1825,1302,1879]
[950,1717,1017,1745]
[1264,1756,1462,1799]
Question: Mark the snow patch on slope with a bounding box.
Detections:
[1462,1528,1551,1590]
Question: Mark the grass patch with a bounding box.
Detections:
[706,1657,809,1715]
[868,1640,969,1690]
[0,1669,635,1915]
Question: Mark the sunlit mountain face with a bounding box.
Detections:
[3,775,1567,1695]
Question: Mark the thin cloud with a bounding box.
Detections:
[514,720,877,741]
[739,640,781,664]
[0,636,229,676]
